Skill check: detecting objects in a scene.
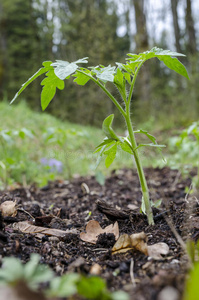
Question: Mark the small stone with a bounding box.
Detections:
[157,286,180,300]
[90,263,102,275]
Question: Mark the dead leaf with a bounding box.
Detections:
[127,204,139,210]
[147,242,169,259]
[112,231,169,259]
[12,221,77,238]
[0,200,17,217]
[130,232,148,255]
[80,220,119,244]
[112,232,148,255]
[112,234,132,252]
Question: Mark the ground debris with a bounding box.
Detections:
[0,167,196,299]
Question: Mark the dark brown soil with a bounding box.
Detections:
[0,167,198,300]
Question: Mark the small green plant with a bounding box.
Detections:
[183,240,199,300]
[11,47,189,225]
[0,128,34,188]
[0,254,54,290]
[168,121,199,190]
[0,254,129,300]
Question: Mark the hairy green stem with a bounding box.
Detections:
[80,68,154,225]
[125,105,154,225]
[127,60,145,104]
[78,70,126,118]
[126,61,154,225]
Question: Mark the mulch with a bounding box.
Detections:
[0,167,198,300]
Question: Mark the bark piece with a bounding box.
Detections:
[96,199,139,221]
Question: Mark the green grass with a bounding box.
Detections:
[1,100,196,189]
[0,101,135,187]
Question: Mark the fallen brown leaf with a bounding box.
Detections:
[130,232,148,255]
[12,221,77,238]
[112,234,132,252]
[147,242,169,259]
[80,220,119,244]
[112,231,169,259]
[0,200,17,217]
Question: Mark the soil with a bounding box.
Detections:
[0,167,199,300]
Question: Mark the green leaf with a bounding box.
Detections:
[123,72,131,84]
[95,138,115,149]
[114,68,127,99]
[51,57,88,80]
[49,273,79,297]
[187,121,199,136]
[157,56,189,79]
[73,70,91,85]
[0,257,24,283]
[95,170,105,186]
[126,47,189,79]
[102,115,121,141]
[77,276,107,299]
[135,143,166,151]
[119,140,133,154]
[134,129,157,144]
[41,69,65,110]
[6,157,16,165]
[104,143,117,168]
[94,145,107,169]
[24,254,41,280]
[114,68,124,87]
[97,65,116,82]
[10,61,53,104]
[184,262,199,300]
[150,47,186,57]
[0,130,13,144]
[18,128,34,139]
[90,65,116,82]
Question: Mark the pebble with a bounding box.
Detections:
[157,286,180,300]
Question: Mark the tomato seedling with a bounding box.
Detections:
[11,47,189,225]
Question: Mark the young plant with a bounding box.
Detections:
[0,128,34,188]
[168,121,199,190]
[0,254,129,300]
[11,47,189,225]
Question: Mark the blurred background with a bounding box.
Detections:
[0,0,198,188]
[0,0,198,127]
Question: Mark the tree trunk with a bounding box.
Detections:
[170,0,182,53]
[185,0,197,55]
[133,0,148,52]
[131,0,150,115]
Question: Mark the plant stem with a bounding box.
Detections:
[78,70,126,118]
[80,68,154,225]
[125,105,154,225]
[126,60,154,225]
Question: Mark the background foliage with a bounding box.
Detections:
[0,0,198,127]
